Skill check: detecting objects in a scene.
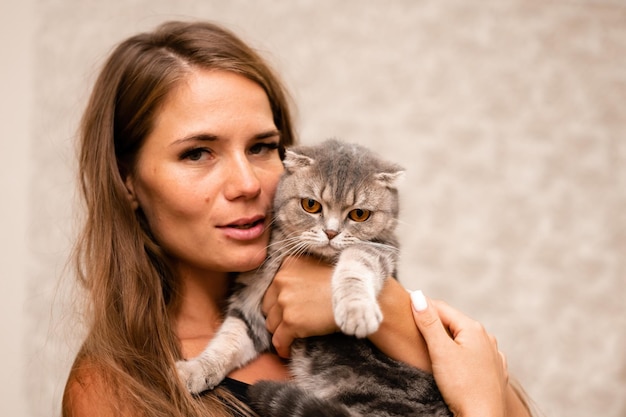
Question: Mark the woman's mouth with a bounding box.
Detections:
[219,216,267,241]
[229,218,264,229]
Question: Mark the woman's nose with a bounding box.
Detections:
[223,154,262,200]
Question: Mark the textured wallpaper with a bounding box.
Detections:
[27,1,625,416]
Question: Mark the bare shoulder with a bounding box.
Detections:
[62,359,131,417]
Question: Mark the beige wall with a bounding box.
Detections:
[0,0,32,416]
[2,1,624,416]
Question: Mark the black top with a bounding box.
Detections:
[201,377,253,417]
[219,377,251,404]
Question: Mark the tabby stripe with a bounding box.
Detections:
[230,308,266,352]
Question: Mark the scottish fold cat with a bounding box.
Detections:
[177,139,451,417]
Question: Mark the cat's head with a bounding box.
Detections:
[272,139,404,260]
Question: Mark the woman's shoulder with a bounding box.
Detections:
[63,357,133,417]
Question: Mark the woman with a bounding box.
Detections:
[62,20,532,417]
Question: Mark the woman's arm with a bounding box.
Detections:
[369,278,432,371]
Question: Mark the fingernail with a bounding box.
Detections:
[410,290,428,312]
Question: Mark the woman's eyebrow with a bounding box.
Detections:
[170,133,218,146]
[170,130,280,146]
[254,129,281,140]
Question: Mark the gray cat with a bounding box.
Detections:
[176,139,451,417]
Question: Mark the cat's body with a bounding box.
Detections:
[176,139,451,417]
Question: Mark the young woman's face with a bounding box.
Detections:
[126,70,284,275]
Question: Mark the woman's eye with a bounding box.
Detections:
[348,208,371,222]
[250,141,280,155]
[180,148,211,162]
[301,198,322,214]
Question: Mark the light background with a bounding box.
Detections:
[1,1,624,416]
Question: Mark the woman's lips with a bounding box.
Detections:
[218,216,267,241]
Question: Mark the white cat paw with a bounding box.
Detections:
[176,359,223,394]
[334,299,383,338]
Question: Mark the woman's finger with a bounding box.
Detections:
[261,279,278,317]
[410,291,453,349]
[264,303,282,334]
[500,351,509,383]
[429,299,479,338]
[271,324,293,358]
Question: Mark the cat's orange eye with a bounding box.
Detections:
[348,209,371,222]
[301,198,322,214]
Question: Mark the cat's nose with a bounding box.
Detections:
[324,229,338,240]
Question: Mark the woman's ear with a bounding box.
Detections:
[124,175,140,210]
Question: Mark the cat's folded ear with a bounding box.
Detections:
[283,149,315,173]
[375,168,405,189]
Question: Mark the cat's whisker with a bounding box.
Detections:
[394,218,413,227]
[269,236,310,255]
[262,237,315,270]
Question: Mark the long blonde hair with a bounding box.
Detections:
[63,20,296,417]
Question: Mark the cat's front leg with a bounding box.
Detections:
[176,353,228,394]
[331,246,388,338]
[176,314,269,394]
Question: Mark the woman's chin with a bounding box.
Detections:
[233,252,268,273]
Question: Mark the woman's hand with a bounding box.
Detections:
[262,257,432,371]
[410,291,509,417]
[262,256,339,357]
